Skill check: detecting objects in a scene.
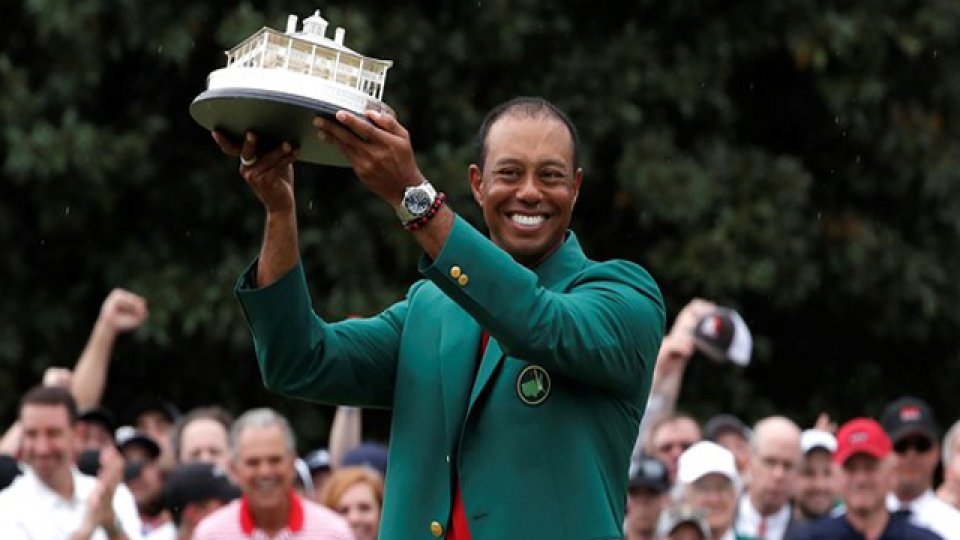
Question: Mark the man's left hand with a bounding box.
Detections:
[313,110,426,206]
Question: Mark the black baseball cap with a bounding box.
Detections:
[126,396,181,426]
[342,443,388,476]
[115,425,161,460]
[693,307,752,366]
[78,406,117,434]
[163,462,241,524]
[628,456,671,494]
[881,396,940,443]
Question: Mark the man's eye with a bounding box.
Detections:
[494,168,521,180]
[538,170,568,184]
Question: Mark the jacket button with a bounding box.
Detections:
[457,274,469,286]
[430,521,444,537]
[450,265,462,278]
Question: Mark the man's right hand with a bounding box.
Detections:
[212,131,299,215]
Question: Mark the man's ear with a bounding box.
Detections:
[572,168,583,205]
[469,164,484,207]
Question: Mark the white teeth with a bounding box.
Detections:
[255,479,279,491]
[511,214,545,226]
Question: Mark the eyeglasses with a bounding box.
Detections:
[894,436,933,454]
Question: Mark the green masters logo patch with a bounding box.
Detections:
[516,365,551,405]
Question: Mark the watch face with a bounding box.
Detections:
[405,189,432,215]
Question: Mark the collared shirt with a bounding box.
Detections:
[144,522,176,540]
[736,495,792,540]
[193,491,353,540]
[789,513,942,540]
[0,466,142,540]
[887,489,960,540]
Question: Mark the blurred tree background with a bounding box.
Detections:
[1,0,959,450]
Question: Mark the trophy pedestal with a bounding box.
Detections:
[190,88,355,167]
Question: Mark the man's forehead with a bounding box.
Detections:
[21,403,71,424]
[485,115,574,162]
[236,425,290,452]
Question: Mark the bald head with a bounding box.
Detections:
[748,416,802,515]
[751,417,802,454]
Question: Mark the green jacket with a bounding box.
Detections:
[236,216,665,539]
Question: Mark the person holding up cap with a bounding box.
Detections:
[676,440,756,540]
[790,417,941,540]
[793,429,839,525]
[881,397,960,539]
[626,456,673,540]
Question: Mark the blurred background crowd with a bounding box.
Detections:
[3,291,959,539]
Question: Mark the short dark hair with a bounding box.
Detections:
[20,385,78,424]
[172,406,234,463]
[473,96,581,172]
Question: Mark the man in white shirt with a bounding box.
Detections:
[882,396,960,540]
[735,416,801,540]
[0,385,141,539]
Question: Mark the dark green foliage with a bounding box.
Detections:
[2,1,959,447]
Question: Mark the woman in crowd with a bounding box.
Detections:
[319,466,384,540]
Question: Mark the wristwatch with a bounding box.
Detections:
[395,180,439,225]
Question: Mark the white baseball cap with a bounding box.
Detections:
[677,440,741,489]
[801,429,837,454]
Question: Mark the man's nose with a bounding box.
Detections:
[515,173,543,203]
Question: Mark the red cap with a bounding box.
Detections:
[834,418,892,465]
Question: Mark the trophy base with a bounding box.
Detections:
[190,88,361,167]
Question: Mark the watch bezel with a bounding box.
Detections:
[397,181,438,223]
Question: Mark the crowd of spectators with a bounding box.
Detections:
[1,289,957,540]
[628,299,960,540]
[0,289,386,539]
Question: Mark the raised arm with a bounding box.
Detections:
[72,289,147,410]
[212,132,300,288]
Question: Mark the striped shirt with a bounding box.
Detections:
[194,491,354,540]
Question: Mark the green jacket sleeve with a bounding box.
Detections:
[235,259,412,408]
[420,215,665,398]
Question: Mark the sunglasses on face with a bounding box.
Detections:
[894,436,933,455]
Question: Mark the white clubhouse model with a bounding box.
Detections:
[190,9,394,165]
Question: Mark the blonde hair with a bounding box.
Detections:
[319,466,385,511]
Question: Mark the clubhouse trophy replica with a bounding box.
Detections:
[190,9,394,166]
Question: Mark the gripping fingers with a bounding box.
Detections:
[212,131,242,157]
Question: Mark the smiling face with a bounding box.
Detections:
[337,482,381,540]
[469,114,582,267]
[20,404,76,487]
[231,424,295,512]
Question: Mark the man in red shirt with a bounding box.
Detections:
[193,408,353,540]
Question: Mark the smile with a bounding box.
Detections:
[509,213,546,226]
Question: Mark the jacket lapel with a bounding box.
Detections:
[439,306,481,449]
[467,336,504,412]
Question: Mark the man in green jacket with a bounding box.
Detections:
[216,97,665,539]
